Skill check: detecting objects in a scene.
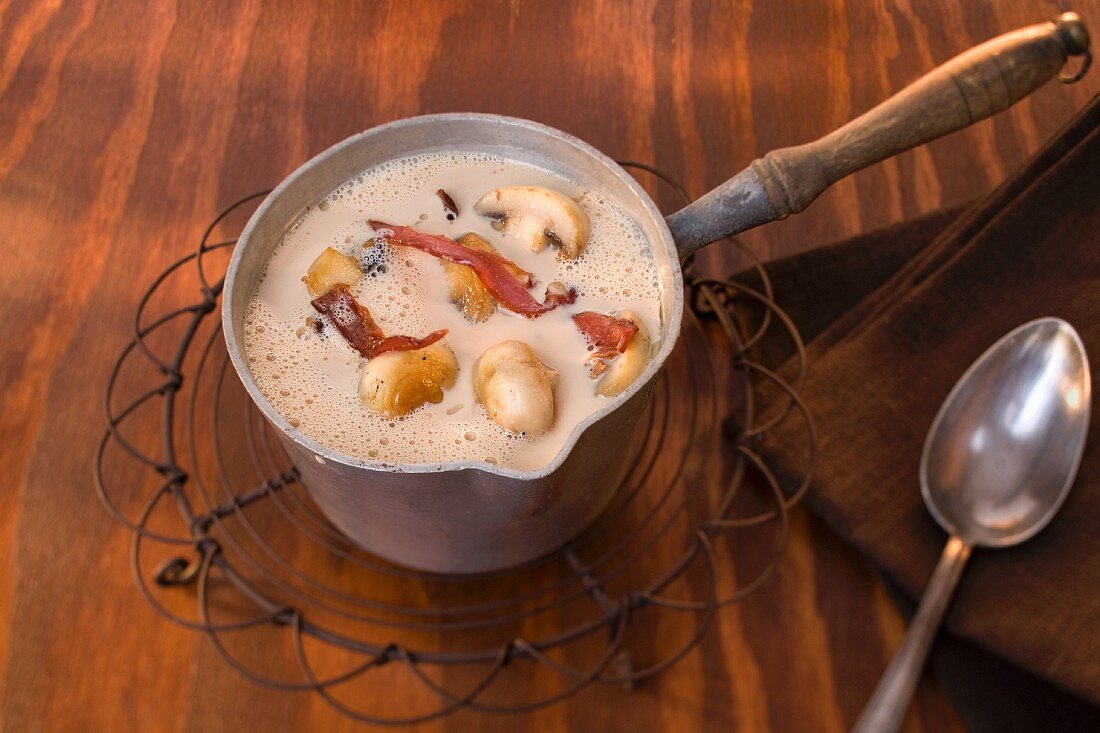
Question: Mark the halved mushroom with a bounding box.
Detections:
[443,233,500,322]
[595,310,650,398]
[473,186,591,259]
[359,342,458,417]
[474,341,559,434]
[302,247,362,297]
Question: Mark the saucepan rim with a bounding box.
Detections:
[222,112,685,480]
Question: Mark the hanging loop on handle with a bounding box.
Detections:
[1057,12,1091,83]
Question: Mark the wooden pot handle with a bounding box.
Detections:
[668,13,1091,259]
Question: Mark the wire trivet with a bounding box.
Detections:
[95,164,816,726]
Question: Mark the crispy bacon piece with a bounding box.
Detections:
[572,311,638,364]
[370,221,576,318]
[543,281,576,309]
[436,189,459,219]
[311,284,446,358]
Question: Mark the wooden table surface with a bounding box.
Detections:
[2,1,1098,731]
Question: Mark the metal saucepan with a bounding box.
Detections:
[223,15,1090,573]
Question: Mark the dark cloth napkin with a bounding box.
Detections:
[748,94,1100,729]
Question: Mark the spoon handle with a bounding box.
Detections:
[853,535,973,733]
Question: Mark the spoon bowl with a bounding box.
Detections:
[855,317,1091,733]
[921,318,1091,547]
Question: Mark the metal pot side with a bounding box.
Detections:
[222,114,683,573]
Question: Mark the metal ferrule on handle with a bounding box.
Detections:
[667,13,1091,260]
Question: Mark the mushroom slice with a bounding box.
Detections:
[474,341,559,435]
[359,342,458,417]
[443,233,500,322]
[302,247,362,297]
[594,310,650,397]
[473,186,591,259]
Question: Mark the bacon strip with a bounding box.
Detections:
[456,232,533,288]
[370,221,575,318]
[311,284,446,358]
[572,311,638,361]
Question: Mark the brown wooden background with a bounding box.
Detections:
[1,1,1098,731]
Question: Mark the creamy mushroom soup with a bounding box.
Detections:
[242,151,662,471]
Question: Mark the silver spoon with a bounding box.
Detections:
[853,317,1091,733]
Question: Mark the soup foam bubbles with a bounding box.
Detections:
[244,152,662,471]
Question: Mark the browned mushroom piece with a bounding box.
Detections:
[594,310,650,397]
[301,246,362,297]
[359,342,459,417]
[442,233,501,322]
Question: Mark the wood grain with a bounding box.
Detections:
[0,1,1097,731]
